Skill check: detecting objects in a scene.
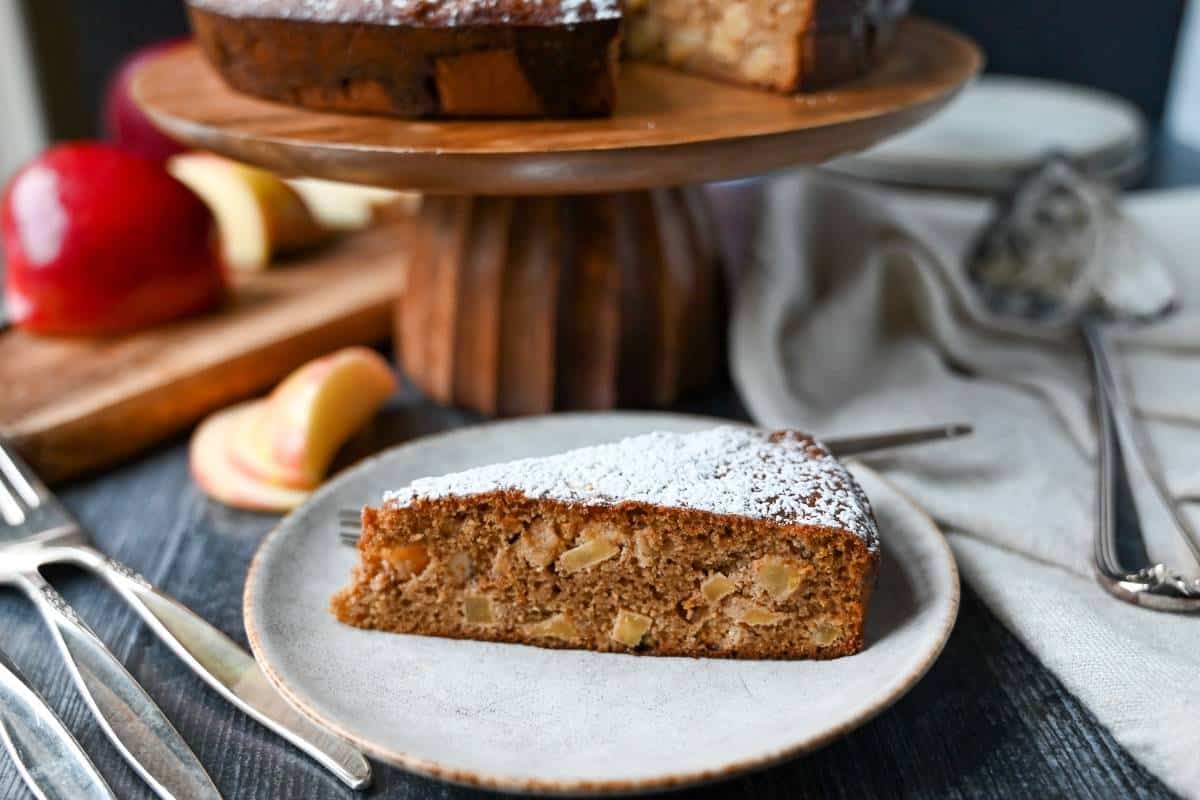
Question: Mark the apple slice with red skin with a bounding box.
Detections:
[230,348,398,490]
[190,400,310,513]
[1,143,226,336]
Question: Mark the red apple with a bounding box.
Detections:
[1,143,226,336]
[103,39,190,163]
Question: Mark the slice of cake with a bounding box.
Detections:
[624,0,903,92]
[333,428,879,660]
[187,0,623,118]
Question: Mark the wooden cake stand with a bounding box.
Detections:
[134,20,980,416]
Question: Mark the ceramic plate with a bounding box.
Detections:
[244,413,959,794]
[827,75,1147,191]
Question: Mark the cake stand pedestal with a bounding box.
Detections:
[134,20,980,416]
[402,188,724,415]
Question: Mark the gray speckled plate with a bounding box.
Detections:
[244,412,959,795]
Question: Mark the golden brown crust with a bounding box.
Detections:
[332,491,878,660]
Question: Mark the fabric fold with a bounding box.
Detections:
[731,171,1200,799]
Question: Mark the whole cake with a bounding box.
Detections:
[187,0,906,118]
[333,428,879,660]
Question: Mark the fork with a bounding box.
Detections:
[0,643,116,800]
[334,423,975,545]
[0,438,372,792]
[0,459,221,798]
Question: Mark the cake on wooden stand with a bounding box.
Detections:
[185,0,906,119]
[132,20,980,416]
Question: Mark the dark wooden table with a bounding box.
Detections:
[5,138,1197,798]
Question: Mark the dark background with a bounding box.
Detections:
[21,0,1192,138]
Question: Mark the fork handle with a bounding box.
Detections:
[16,569,221,800]
[0,648,115,800]
[67,547,371,791]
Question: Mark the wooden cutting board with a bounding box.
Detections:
[0,220,407,484]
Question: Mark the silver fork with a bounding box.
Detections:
[334,423,975,545]
[0,438,372,792]
[338,509,364,546]
[0,643,116,800]
[0,458,221,798]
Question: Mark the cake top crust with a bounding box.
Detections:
[189,0,621,26]
[385,428,879,551]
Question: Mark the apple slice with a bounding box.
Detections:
[190,400,310,512]
[286,177,419,231]
[168,153,330,272]
[231,347,397,490]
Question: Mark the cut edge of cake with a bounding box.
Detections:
[624,0,904,93]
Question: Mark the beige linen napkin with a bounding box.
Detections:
[731,172,1200,798]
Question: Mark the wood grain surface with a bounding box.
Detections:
[131,20,981,194]
[0,383,1174,800]
[399,188,723,416]
[0,220,407,483]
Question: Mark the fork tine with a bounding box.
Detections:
[0,439,44,509]
[337,507,362,547]
[337,506,364,547]
[0,469,26,526]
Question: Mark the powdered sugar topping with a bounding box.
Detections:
[385,427,879,550]
[191,0,621,26]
